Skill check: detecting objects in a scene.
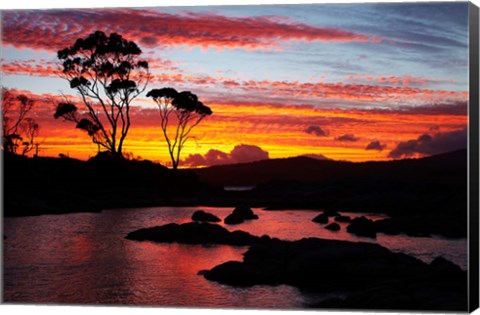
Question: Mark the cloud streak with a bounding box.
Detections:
[2,57,468,109]
[2,9,380,52]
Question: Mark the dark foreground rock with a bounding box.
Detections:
[191,210,221,222]
[346,216,377,238]
[203,238,467,311]
[126,222,272,246]
[224,206,259,225]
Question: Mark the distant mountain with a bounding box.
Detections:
[191,149,467,187]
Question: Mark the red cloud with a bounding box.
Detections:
[2,9,380,52]
[346,74,457,87]
[2,57,467,107]
[1,59,61,77]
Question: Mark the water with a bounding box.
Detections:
[3,207,467,307]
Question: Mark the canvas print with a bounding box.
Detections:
[1,1,479,312]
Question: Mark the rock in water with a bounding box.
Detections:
[325,223,341,231]
[224,206,259,225]
[346,216,377,238]
[191,210,221,222]
[312,212,329,224]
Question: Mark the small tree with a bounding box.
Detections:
[1,88,39,155]
[146,88,212,170]
[55,30,150,158]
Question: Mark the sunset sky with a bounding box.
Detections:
[0,2,470,166]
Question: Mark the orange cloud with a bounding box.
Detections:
[5,89,468,163]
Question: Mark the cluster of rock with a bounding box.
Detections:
[312,209,464,239]
[202,238,467,311]
[311,210,418,239]
[312,210,352,232]
[126,206,264,246]
[126,208,467,311]
[191,206,259,225]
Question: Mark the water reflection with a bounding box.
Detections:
[3,207,467,307]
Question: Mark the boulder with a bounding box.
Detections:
[324,223,340,231]
[346,216,377,238]
[312,212,329,224]
[224,213,245,225]
[191,210,221,222]
[126,222,272,246]
[232,206,259,219]
[224,206,259,225]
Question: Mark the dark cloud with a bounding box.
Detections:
[183,144,269,167]
[304,125,329,137]
[388,127,467,159]
[366,102,468,116]
[398,102,467,116]
[183,149,230,167]
[335,134,360,142]
[365,140,387,151]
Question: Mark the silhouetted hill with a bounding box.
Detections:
[3,152,216,217]
[192,149,467,187]
[192,150,468,238]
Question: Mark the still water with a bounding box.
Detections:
[3,207,467,307]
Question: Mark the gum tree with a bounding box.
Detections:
[146,88,212,170]
[1,88,39,155]
[55,31,150,157]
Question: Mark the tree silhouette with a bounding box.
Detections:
[146,88,212,170]
[55,30,150,158]
[1,88,39,155]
